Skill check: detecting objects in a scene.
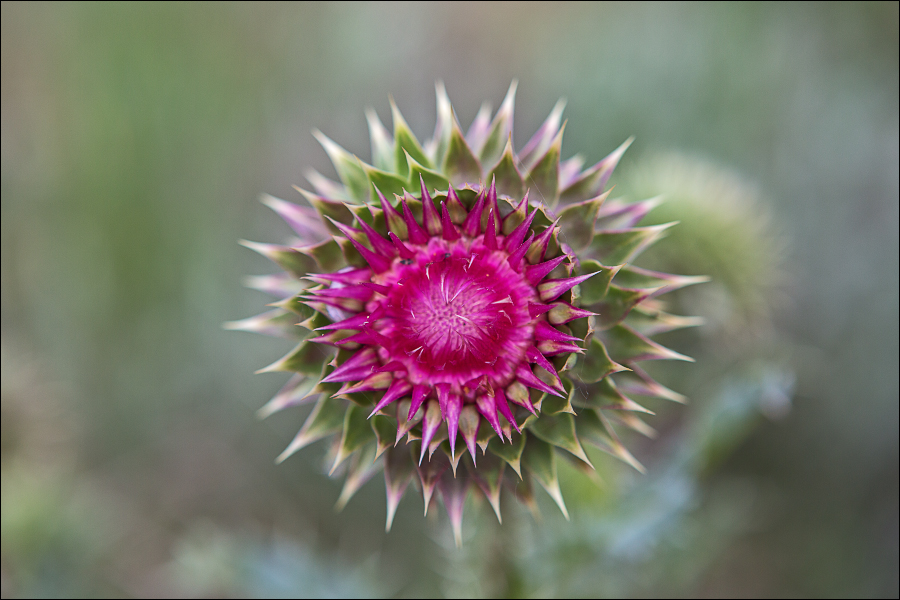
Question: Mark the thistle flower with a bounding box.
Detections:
[229,83,704,545]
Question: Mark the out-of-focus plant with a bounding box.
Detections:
[1,345,111,598]
[624,152,788,342]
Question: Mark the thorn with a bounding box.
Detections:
[400,193,430,244]
[421,181,442,236]
[507,231,535,271]
[440,202,461,241]
[484,208,499,250]
[356,216,395,257]
[388,231,415,259]
[504,200,537,251]
[462,189,486,237]
[525,255,568,286]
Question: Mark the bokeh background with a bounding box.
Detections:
[2,2,897,597]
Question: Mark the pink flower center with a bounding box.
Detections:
[373,236,536,395]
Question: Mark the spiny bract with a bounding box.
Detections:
[229,83,704,545]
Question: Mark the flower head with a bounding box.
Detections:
[229,83,703,545]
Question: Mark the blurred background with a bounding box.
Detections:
[2,2,897,597]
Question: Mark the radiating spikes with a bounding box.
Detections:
[534,320,582,343]
[429,81,453,164]
[478,82,516,166]
[556,192,607,250]
[237,86,704,537]
[307,330,350,347]
[261,194,327,242]
[391,97,431,176]
[301,293,362,314]
[420,181,442,236]
[499,192,528,234]
[507,231,534,272]
[440,202,461,241]
[399,194,430,244]
[330,404,374,475]
[538,271,598,302]
[505,203,538,251]
[479,174,501,229]
[239,240,315,279]
[369,327,394,346]
[445,185,467,223]
[383,453,411,533]
[321,348,378,383]
[311,129,368,202]
[449,443,466,476]
[334,328,388,348]
[356,215,396,257]
[377,186,406,238]
[388,231,415,259]
[528,302,554,318]
[417,455,446,516]
[462,189,486,237]
[324,215,363,240]
[304,168,347,200]
[605,323,695,363]
[483,208,499,250]
[525,121,564,206]
[476,394,504,439]
[594,196,661,230]
[458,405,480,463]
[362,282,391,295]
[593,136,633,193]
[409,385,430,420]
[419,174,433,206]
[369,379,412,417]
[522,439,570,520]
[396,399,422,444]
[223,309,297,339]
[559,155,585,189]
[419,401,442,465]
[520,98,566,168]
[616,264,711,293]
[505,382,534,417]
[243,272,305,298]
[337,371,392,395]
[374,360,407,374]
[474,459,505,524]
[598,411,646,474]
[428,428,449,462]
[257,374,320,419]
[335,327,388,350]
[439,472,469,548]
[528,222,558,263]
[467,102,492,150]
[486,176,498,209]
[365,108,393,171]
[276,396,344,463]
[548,302,596,325]
[436,383,462,459]
[526,346,563,386]
[305,268,370,286]
[525,255,568,286]
[493,389,520,434]
[516,364,565,397]
[620,363,686,403]
[329,218,393,273]
[308,284,373,302]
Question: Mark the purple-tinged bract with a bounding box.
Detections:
[229,83,704,545]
